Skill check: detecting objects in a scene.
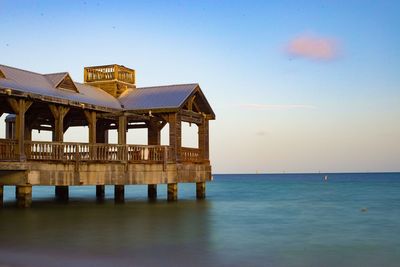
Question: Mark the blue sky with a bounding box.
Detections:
[0,0,399,173]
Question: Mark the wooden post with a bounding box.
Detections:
[148,184,157,200]
[148,120,161,146]
[196,182,206,199]
[118,115,127,145]
[96,185,105,199]
[147,119,161,199]
[0,184,3,207]
[7,98,32,160]
[198,119,209,161]
[49,105,69,142]
[167,183,178,201]
[16,185,32,208]
[55,186,69,201]
[50,105,70,197]
[84,111,97,144]
[114,185,124,203]
[168,113,181,162]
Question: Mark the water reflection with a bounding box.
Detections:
[0,186,216,267]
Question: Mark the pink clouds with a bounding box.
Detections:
[286,33,340,61]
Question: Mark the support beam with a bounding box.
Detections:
[16,185,32,208]
[114,185,124,203]
[148,184,157,200]
[49,105,69,142]
[96,185,105,199]
[167,183,178,201]
[168,113,182,162]
[7,98,32,160]
[55,186,69,201]
[196,182,206,199]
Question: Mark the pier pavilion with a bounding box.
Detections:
[0,64,215,207]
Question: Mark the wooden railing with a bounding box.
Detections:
[0,140,202,163]
[0,139,18,160]
[181,147,202,162]
[23,141,172,163]
[85,65,135,84]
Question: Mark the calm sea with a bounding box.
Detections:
[1,173,400,267]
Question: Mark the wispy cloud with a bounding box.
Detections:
[241,104,317,110]
[285,33,340,61]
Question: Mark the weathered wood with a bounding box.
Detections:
[49,105,70,142]
[168,113,181,162]
[0,184,3,206]
[118,115,127,145]
[148,184,157,200]
[167,183,178,201]
[196,181,206,199]
[7,98,32,160]
[55,185,69,200]
[96,185,105,199]
[114,185,124,202]
[16,185,32,208]
[84,110,97,144]
[198,119,209,161]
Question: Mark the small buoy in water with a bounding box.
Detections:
[324,175,328,181]
[361,208,368,212]
[211,175,214,181]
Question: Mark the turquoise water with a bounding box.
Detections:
[1,173,400,267]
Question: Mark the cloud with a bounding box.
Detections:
[241,104,317,110]
[286,33,339,60]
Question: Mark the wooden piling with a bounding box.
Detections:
[0,185,3,207]
[196,182,206,199]
[167,183,178,201]
[55,186,69,201]
[16,185,32,208]
[114,185,124,203]
[96,185,105,199]
[148,184,157,200]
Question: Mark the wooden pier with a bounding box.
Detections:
[0,64,215,207]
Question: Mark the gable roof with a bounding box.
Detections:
[0,64,215,118]
[0,64,121,110]
[45,72,79,92]
[119,84,198,111]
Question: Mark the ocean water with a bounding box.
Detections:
[1,173,400,267]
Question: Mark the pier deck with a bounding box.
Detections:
[0,64,215,207]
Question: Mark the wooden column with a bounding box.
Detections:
[55,186,69,201]
[167,183,178,201]
[148,120,161,146]
[49,105,69,142]
[148,184,157,200]
[198,119,209,161]
[118,115,127,145]
[84,111,97,144]
[0,185,3,207]
[16,185,32,208]
[114,185,124,203]
[148,119,161,199]
[196,182,206,199]
[168,113,182,162]
[50,105,70,198]
[7,99,32,160]
[96,185,105,199]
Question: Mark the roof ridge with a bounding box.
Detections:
[0,64,47,76]
[44,71,69,76]
[136,83,198,89]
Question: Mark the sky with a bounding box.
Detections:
[0,0,399,173]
